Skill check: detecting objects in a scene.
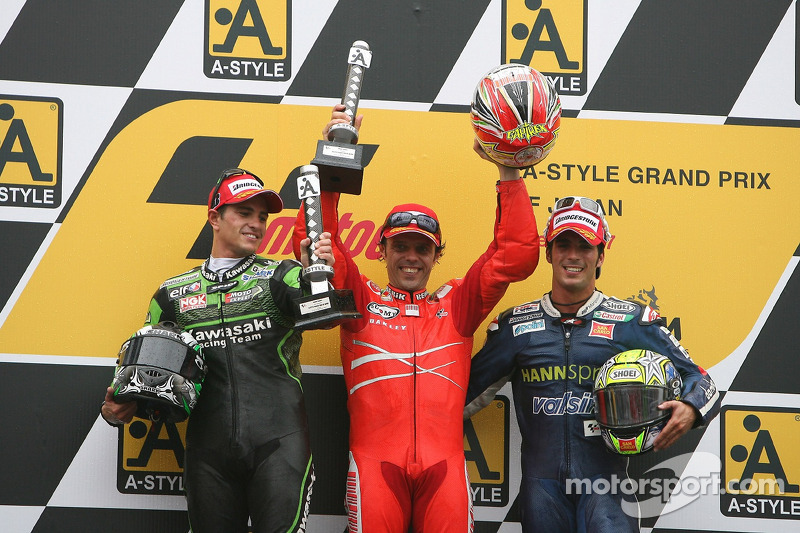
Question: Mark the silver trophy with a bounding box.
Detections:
[311,40,373,195]
[292,165,361,328]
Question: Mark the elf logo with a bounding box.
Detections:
[0,96,62,208]
[465,396,510,507]
[721,406,800,520]
[205,0,291,81]
[118,419,187,495]
[502,0,587,95]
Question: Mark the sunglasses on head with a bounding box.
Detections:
[384,211,440,235]
[553,196,603,215]
[550,196,611,244]
[209,168,263,210]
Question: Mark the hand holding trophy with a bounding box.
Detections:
[292,41,374,328]
[292,164,361,328]
[311,40,373,194]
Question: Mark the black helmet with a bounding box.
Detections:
[111,322,207,422]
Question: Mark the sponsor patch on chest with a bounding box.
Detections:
[512,319,545,336]
[588,321,615,339]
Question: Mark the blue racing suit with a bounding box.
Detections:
[464,291,720,533]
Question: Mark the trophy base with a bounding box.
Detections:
[312,140,365,194]
[293,289,362,329]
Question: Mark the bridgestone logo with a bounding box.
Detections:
[228,179,260,193]
[554,212,599,231]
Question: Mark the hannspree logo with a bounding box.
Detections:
[205,0,291,81]
[0,96,62,208]
[502,0,587,95]
[118,419,187,495]
[721,406,800,520]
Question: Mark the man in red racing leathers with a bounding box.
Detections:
[293,106,539,532]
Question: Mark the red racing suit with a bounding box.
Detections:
[295,178,538,532]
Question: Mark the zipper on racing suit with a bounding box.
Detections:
[212,277,239,446]
[412,317,418,467]
[561,321,572,483]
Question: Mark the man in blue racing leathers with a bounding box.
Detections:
[464,196,720,533]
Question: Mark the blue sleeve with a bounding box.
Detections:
[465,310,529,415]
[630,310,721,427]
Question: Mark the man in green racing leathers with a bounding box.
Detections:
[101,168,334,533]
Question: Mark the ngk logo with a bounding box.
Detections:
[180,294,207,313]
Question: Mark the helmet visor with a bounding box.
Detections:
[120,335,203,381]
[594,384,671,428]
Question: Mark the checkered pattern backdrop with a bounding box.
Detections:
[1,1,798,531]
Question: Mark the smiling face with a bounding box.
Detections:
[546,231,604,302]
[208,196,270,258]
[380,233,439,293]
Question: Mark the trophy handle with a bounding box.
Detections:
[328,40,372,145]
[293,165,361,328]
[312,41,374,195]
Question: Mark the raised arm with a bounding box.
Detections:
[450,149,540,336]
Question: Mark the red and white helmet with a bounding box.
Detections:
[471,64,561,168]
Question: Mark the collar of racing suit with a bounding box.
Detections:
[541,290,605,317]
[200,254,257,283]
[379,283,430,304]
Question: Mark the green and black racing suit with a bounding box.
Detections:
[144,254,315,533]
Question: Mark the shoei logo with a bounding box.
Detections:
[0,96,62,208]
[609,367,641,382]
[117,419,187,495]
[721,406,800,520]
[205,0,291,81]
[465,396,510,507]
[502,0,587,95]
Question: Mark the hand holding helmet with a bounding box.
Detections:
[593,349,682,455]
[109,322,207,423]
[470,64,561,168]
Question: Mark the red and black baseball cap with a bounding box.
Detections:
[207,168,283,213]
[380,203,442,247]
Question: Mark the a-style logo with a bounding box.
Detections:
[721,406,800,520]
[117,419,187,495]
[205,0,291,81]
[502,0,588,95]
[465,396,510,507]
[0,96,62,208]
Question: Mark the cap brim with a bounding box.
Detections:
[547,225,603,246]
[382,225,441,247]
[226,189,283,213]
